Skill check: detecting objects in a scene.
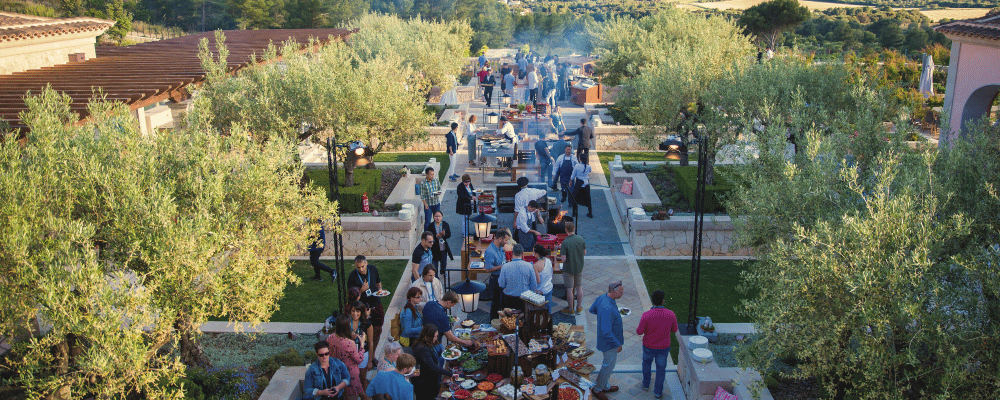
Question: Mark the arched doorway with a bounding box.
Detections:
[961,84,1000,129]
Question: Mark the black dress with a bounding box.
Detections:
[412,342,451,400]
[456,182,476,215]
[425,221,453,271]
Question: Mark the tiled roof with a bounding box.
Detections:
[0,28,355,132]
[934,13,1000,41]
[0,12,114,42]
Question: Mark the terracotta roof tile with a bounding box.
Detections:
[1,28,354,132]
[0,12,48,27]
[0,17,114,42]
[934,14,1000,41]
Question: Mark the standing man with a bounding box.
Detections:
[446,123,459,182]
[420,167,441,227]
[553,145,578,203]
[422,291,475,347]
[411,231,434,282]
[535,137,553,187]
[308,221,337,282]
[348,255,385,331]
[502,67,515,96]
[636,290,679,399]
[482,69,496,107]
[498,244,539,312]
[304,341,351,400]
[557,63,569,101]
[589,280,625,400]
[551,134,570,164]
[527,66,539,109]
[516,54,528,77]
[485,229,511,320]
[563,118,586,151]
[514,200,543,252]
[579,118,593,162]
[513,176,546,227]
[367,353,416,400]
[478,53,487,69]
[559,222,586,315]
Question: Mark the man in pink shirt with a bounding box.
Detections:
[635,290,678,398]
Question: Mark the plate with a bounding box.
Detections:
[461,380,478,389]
[443,348,462,360]
[618,307,632,316]
[557,384,583,400]
[373,290,391,297]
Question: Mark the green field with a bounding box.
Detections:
[637,259,755,324]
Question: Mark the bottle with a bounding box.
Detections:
[362,192,370,213]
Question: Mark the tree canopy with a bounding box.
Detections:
[0,88,333,398]
[714,61,1000,397]
[738,0,811,50]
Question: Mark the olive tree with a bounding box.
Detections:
[0,88,332,398]
[188,31,432,188]
[723,87,1000,397]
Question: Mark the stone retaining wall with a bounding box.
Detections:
[629,216,750,257]
[593,125,668,151]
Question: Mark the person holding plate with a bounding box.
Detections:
[348,255,384,338]
[412,324,454,400]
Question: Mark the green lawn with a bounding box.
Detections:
[637,259,754,324]
[596,151,666,178]
[271,259,407,322]
[375,152,450,180]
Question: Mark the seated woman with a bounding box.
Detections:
[407,265,445,309]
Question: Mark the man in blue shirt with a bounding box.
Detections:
[534,138,553,187]
[589,280,624,400]
[304,341,350,400]
[367,352,416,400]
[422,291,474,347]
[485,229,510,320]
[478,53,487,69]
[498,244,539,312]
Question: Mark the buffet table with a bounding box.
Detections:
[436,318,594,400]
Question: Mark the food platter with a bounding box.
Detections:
[373,289,391,297]
[461,379,478,390]
[461,319,476,328]
[557,383,583,400]
[618,307,632,316]
[443,347,462,360]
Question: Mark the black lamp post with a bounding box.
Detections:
[327,136,368,310]
[685,135,709,334]
[659,138,689,166]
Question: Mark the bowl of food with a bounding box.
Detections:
[461,319,475,328]
[618,307,632,316]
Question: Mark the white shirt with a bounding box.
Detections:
[424,281,436,302]
[514,187,547,216]
[527,71,539,90]
[465,122,478,137]
[570,163,591,187]
[552,154,579,179]
[537,258,553,294]
[515,208,538,234]
[497,122,517,144]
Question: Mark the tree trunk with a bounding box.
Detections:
[176,318,211,368]
[45,337,72,400]
[344,152,356,188]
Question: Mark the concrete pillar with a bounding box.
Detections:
[134,107,148,136]
[166,100,190,127]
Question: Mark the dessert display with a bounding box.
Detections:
[553,323,572,340]
[519,290,545,306]
[527,338,548,354]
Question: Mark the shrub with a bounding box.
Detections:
[673,166,733,212]
[258,348,307,376]
[306,168,383,213]
[176,367,259,400]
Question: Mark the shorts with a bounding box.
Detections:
[565,272,584,289]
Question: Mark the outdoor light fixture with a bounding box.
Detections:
[486,112,499,124]
[500,94,512,105]
[346,140,372,167]
[659,139,689,166]
[470,211,496,239]
[451,279,487,313]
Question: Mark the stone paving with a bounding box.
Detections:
[225,80,747,400]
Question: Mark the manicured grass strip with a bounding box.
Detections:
[271,259,407,323]
[596,151,668,178]
[375,152,450,180]
[636,259,754,324]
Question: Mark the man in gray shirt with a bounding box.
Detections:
[559,222,586,315]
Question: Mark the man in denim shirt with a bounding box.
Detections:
[589,280,624,400]
[304,341,350,399]
[420,167,441,227]
[484,229,510,320]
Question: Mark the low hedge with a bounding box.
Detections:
[306,168,383,213]
[673,166,733,213]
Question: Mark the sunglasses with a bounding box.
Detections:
[317,352,330,357]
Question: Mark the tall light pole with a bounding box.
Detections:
[686,133,708,334]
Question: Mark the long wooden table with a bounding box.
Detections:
[461,242,566,281]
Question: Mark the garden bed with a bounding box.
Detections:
[305,166,405,214]
[623,163,732,214]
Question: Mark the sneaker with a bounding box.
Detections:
[576,306,583,315]
[330,271,337,281]
[310,276,323,281]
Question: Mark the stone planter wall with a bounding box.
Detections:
[592,125,668,151]
[608,160,750,257]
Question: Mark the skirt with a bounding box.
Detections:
[573,180,592,208]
